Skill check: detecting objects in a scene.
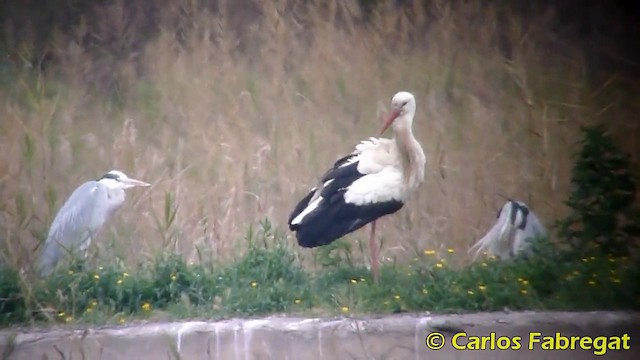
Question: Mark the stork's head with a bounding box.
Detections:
[98,170,151,190]
[379,91,417,135]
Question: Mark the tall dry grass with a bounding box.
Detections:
[1,0,637,272]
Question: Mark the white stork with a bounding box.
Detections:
[288,91,426,282]
[468,199,547,261]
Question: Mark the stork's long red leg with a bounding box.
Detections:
[370,220,379,283]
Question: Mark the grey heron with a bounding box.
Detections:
[36,170,150,276]
[288,91,426,283]
[468,199,547,261]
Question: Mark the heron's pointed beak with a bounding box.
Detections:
[122,178,151,189]
[379,108,401,136]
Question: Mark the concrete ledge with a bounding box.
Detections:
[1,311,638,359]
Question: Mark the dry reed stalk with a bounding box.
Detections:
[0,0,636,271]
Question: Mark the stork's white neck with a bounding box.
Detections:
[392,112,413,133]
[392,113,425,190]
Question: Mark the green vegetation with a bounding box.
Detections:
[556,125,640,256]
[3,120,638,328]
[1,219,638,328]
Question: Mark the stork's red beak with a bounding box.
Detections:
[379,108,401,136]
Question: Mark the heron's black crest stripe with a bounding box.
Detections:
[496,200,530,230]
[99,173,120,181]
[504,201,530,230]
[515,203,529,230]
[508,201,517,225]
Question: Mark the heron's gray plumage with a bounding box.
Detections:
[468,200,547,260]
[36,170,149,276]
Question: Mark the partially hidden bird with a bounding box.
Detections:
[468,199,547,261]
[288,91,426,282]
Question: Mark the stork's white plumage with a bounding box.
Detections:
[288,91,426,282]
[468,200,547,260]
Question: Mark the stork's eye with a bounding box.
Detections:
[402,101,408,106]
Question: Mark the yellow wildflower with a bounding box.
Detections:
[294,299,302,304]
[341,306,349,313]
[424,249,436,255]
[250,281,258,287]
[142,302,152,312]
[447,248,454,253]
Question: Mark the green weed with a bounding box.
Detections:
[1,221,638,328]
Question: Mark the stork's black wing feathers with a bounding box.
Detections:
[287,189,315,226]
[293,197,404,248]
[288,154,362,229]
[319,153,358,181]
[288,152,404,248]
